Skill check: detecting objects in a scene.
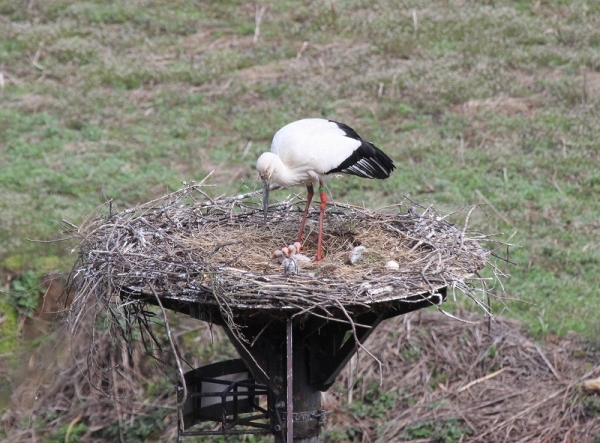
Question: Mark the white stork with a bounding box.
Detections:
[256,118,395,262]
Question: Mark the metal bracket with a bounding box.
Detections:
[177,359,272,439]
[311,409,332,428]
[279,409,332,426]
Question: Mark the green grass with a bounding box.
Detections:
[1,0,599,337]
[1,1,600,442]
[400,419,472,443]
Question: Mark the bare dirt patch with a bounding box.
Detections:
[461,94,538,117]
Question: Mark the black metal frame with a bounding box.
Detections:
[177,372,272,438]
[124,285,447,442]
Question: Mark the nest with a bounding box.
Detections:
[67,182,503,324]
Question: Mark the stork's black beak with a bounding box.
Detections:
[262,179,270,223]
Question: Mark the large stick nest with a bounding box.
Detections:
[68,182,504,321]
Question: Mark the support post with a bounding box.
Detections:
[274,319,322,443]
[170,288,446,442]
[286,317,293,443]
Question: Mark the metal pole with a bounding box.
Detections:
[274,318,321,443]
[286,317,293,443]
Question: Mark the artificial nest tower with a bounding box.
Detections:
[68,183,498,442]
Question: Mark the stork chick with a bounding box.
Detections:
[287,242,311,264]
[273,250,286,264]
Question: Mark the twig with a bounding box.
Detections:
[457,366,509,393]
[149,285,187,409]
[64,414,82,443]
[253,6,266,44]
[412,9,418,35]
[0,63,22,86]
[335,299,383,386]
[472,387,566,440]
[209,241,239,258]
[31,43,45,71]
[535,344,562,381]
[475,189,513,226]
[459,205,477,250]
[110,350,126,443]
[250,320,272,347]
[296,41,309,59]
[198,169,215,186]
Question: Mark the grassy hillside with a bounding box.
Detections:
[1,1,600,442]
[1,0,599,342]
[3,0,598,339]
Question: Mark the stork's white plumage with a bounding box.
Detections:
[257,118,395,262]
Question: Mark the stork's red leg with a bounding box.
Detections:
[297,184,314,244]
[316,181,327,262]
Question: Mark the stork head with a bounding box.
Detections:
[256,152,278,223]
[272,250,285,263]
[256,152,276,181]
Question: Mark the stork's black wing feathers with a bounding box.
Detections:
[330,120,362,141]
[327,120,395,179]
[328,141,395,179]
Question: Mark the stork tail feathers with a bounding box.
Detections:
[327,120,395,179]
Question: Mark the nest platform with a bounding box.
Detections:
[69,183,495,324]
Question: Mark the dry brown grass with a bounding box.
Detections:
[460,94,538,117]
[328,310,600,442]
[3,309,599,443]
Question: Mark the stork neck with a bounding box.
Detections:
[271,156,309,187]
